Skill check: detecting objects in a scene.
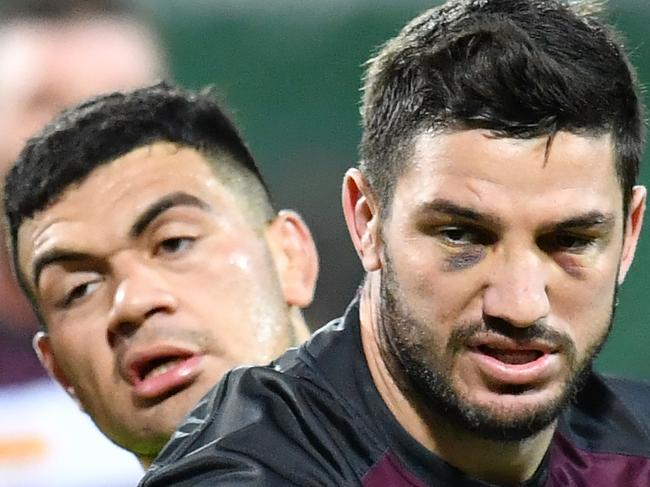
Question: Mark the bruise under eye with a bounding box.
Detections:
[444,247,485,271]
[553,253,588,280]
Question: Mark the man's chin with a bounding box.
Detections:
[450,388,567,442]
[126,436,170,466]
[113,421,175,460]
[404,365,580,442]
[437,367,594,442]
[469,379,566,411]
[105,403,187,456]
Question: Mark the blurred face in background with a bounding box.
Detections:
[0,16,165,331]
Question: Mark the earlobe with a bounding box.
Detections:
[33,332,83,409]
[618,185,646,284]
[266,210,319,308]
[342,168,382,271]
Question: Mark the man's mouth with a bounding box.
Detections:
[476,345,544,365]
[136,355,191,382]
[466,337,561,385]
[124,348,204,401]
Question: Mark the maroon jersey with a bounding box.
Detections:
[140,300,650,486]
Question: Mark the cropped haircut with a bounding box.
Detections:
[3,82,275,296]
[361,0,645,216]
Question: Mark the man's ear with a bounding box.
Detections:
[265,210,319,308]
[618,185,646,284]
[342,168,382,272]
[33,332,83,409]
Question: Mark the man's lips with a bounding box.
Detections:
[477,346,542,364]
[464,335,561,385]
[122,346,204,401]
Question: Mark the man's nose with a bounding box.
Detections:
[482,246,550,328]
[107,258,177,345]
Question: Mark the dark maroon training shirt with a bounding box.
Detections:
[141,300,650,486]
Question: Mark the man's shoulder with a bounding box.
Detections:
[586,373,650,428]
[601,374,650,406]
[141,309,382,486]
[169,314,357,447]
[560,371,650,458]
[152,332,343,468]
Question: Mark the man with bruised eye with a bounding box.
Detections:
[2,82,318,470]
[137,1,650,486]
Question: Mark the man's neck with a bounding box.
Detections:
[358,274,555,485]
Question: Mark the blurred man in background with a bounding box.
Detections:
[0,1,166,485]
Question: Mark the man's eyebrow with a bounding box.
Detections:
[33,250,92,290]
[129,191,210,238]
[417,201,616,232]
[551,211,616,231]
[418,199,502,227]
[32,192,210,288]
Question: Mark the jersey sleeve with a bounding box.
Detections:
[139,448,309,486]
[139,365,371,487]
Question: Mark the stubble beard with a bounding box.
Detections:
[376,253,616,443]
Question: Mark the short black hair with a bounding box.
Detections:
[361,0,645,214]
[3,82,275,292]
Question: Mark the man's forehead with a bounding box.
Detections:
[88,141,216,181]
[25,142,221,224]
[17,143,232,275]
[401,129,616,184]
[119,141,189,161]
[388,129,621,220]
[23,140,231,225]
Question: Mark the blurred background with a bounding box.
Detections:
[0,1,649,485]
[143,0,650,379]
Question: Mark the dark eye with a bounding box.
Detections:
[539,233,595,253]
[62,281,100,307]
[438,226,490,246]
[156,237,194,255]
[441,227,471,243]
[558,234,594,250]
